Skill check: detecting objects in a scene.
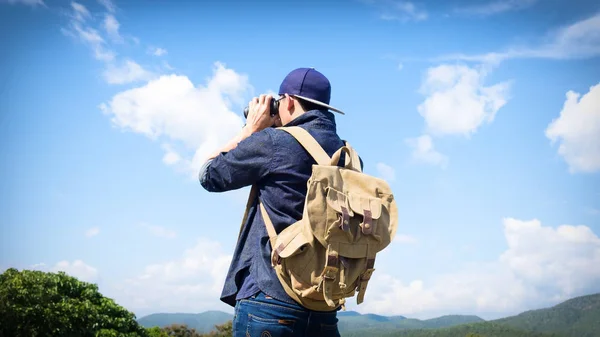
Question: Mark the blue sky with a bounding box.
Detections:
[1,0,600,320]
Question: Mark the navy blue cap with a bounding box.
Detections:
[278,68,345,115]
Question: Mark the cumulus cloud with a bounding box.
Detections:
[111,238,232,313]
[99,62,250,177]
[32,260,99,283]
[103,59,154,84]
[406,63,509,168]
[85,226,100,237]
[406,135,448,168]
[545,83,600,173]
[359,218,600,319]
[376,162,396,181]
[417,64,511,137]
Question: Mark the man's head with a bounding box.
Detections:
[274,68,344,126]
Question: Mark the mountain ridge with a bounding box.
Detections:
[136,292,600,336]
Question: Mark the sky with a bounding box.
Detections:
[1,0,600,321]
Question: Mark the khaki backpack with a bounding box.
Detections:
[240,126,398,311]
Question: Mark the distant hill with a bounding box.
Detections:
[137,310,233,333]
[136,293,600,337]
[337,312,484,335]
[137,309,482,334]
[341,322,560,337]
[492,293,600,337]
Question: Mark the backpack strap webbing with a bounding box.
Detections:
[259,202,277,250]
[279,126,331,166]
[237,184,278,251]
[237,184,258,240]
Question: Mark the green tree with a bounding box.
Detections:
[160,323,203,336]
[0,268,149,337]
[204,321,232,337]
[146,326,169,337]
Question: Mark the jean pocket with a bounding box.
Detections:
[319,322,340,337]
[247,313,296,337]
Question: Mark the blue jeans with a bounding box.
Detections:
[232,291,341,337]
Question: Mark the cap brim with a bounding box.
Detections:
[292,94,345,115]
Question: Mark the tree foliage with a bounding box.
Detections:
[0,268,149,337]
[157,321,232,337]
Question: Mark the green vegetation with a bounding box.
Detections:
[0,268,148,337]
[492,293,600,337]
[0,268,233,337]
[335,312,485,333]
[340,322,561,337]
[138,312,234,334]
[2,267,599,337]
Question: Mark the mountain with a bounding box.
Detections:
[137,309,481,334]
[336,312,484,335]
[341,322,560,337]
[136,293,600,337]
[492,293,600,337]
[137,310,233,333]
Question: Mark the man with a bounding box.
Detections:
[199,68,354,337]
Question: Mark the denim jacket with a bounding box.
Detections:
[199,109,358,308]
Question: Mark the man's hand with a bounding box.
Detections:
[204,94,277,161]
[244,94,277,135]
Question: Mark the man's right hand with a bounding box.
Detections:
[245,94,277,135]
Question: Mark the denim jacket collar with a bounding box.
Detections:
[283,109,337,131]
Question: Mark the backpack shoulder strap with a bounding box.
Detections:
[237,185,277,250]
[279,126,331,166]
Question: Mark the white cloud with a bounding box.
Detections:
[417,64,511,137]
[358,218,600,319]
[85,226,100,237]
[161,144,182,165]
[102,59,154,85]
[103,14,123,43]
[437,12,600,63]
[545,83,600,173]
[406,135,448,168]
[62,3,116,62]
[97,0,115,13]
[51,260,99,283]
[395,234,418,244]
[1,0,44,6]
[61,1,153,84]
[361,0,427,22]
[110,238,232,313]
[139,223,177,239]
[99,62,250,178]
[376,162,396,181]
[454,0,538,17]
[71,2,91,22]
[152,47,168,56]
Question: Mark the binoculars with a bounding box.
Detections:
[243,99,280,119]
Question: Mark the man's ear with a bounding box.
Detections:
[285,95,295,112]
